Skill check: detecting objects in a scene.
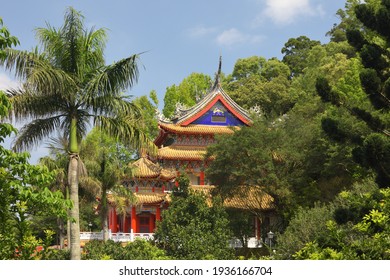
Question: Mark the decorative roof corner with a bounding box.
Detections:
[130,156,176,181]
[155,108,172,124]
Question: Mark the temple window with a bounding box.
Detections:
[211,115,226,123]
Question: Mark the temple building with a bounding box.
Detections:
[106,60,275,245]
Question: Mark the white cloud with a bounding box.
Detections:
[0,72,19,92]
[216,28,263,47]
[187,25,217,38]
[257,0,325,25]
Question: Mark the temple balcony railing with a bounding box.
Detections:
[80,230,154,243]
[228,237,263,248]
[80,231,262,248]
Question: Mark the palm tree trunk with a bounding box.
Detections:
[57,217,65,249]
[101,189,109,241]
[68,118,81,259]
[68,153,81,260]
[66,186,71,250]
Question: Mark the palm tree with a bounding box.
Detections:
[80,128,140,241]
[0,7,154,259]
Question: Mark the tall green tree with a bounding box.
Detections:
[0,8,154,259]
[224,56,294,117]
[162,73,212,118]
[132,90,159,139]
[281,36,321,76]
[1,89,69,259]
[316,0,390,188]
[154,174,234,260]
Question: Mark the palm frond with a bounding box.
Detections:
[1,49,75,96]
[35,24,62,62]
[79,176,102,198]
[8,87,66,122]
[110,185,137,215]
[45,131,69,155]
[13,115,62,152]
[94,114,157,155]
[85,54,141,98]
[39,155,62,170]
[82,26,107,73]
[62,7,85,74]
[85,93,143,120]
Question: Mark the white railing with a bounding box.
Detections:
[229,237,263,248]
[80,230,154,242]
[81,231,261,248]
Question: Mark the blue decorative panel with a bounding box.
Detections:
[192,101,246,126]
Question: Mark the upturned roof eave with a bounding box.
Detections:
[174,85,252,126]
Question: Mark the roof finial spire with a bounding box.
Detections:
[213,55,222,89]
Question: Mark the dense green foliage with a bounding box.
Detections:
[224,56,294,118]
[82,239,169,260]
[0,115,70,259]
[316,0,390,188]
[285,179,390,260]
[276,204,334,259]
[132,90,159,139]
[281,36,321,75]
[1,19,70,260]
[154,175,234,260]
[163,73,212,118]
[275,0,390,259]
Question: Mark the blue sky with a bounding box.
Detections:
[1,0,346,162]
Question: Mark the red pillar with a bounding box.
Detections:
[200,171,205,185]
[156,207,161,222]
[149,214,154,233]
[131,206,137,233]
[111,208,118,233]
[123,214,129,233]
[175,171,180,187]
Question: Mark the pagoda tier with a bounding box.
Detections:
[154,83,252,185]
[123,156,176,193]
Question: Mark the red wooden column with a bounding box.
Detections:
[149,214,154,233]
[131,206,137,233]
[110,208,118,233]
[200,171,205,185]
[156,207,161,222]
[175,171,180,187]
[123,215,129,233]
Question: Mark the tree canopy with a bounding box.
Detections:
[0,7,154,259]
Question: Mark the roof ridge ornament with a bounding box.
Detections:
[212,55,222,90]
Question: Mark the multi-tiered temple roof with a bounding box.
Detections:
[125,57,274,211]
[107,59,274,236]
[154,63,252,163]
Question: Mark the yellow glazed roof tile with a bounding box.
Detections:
[158,145,207,160]
[159,123,239,135]
[130,157,176,180]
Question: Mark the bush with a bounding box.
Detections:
[82,239,169,260]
